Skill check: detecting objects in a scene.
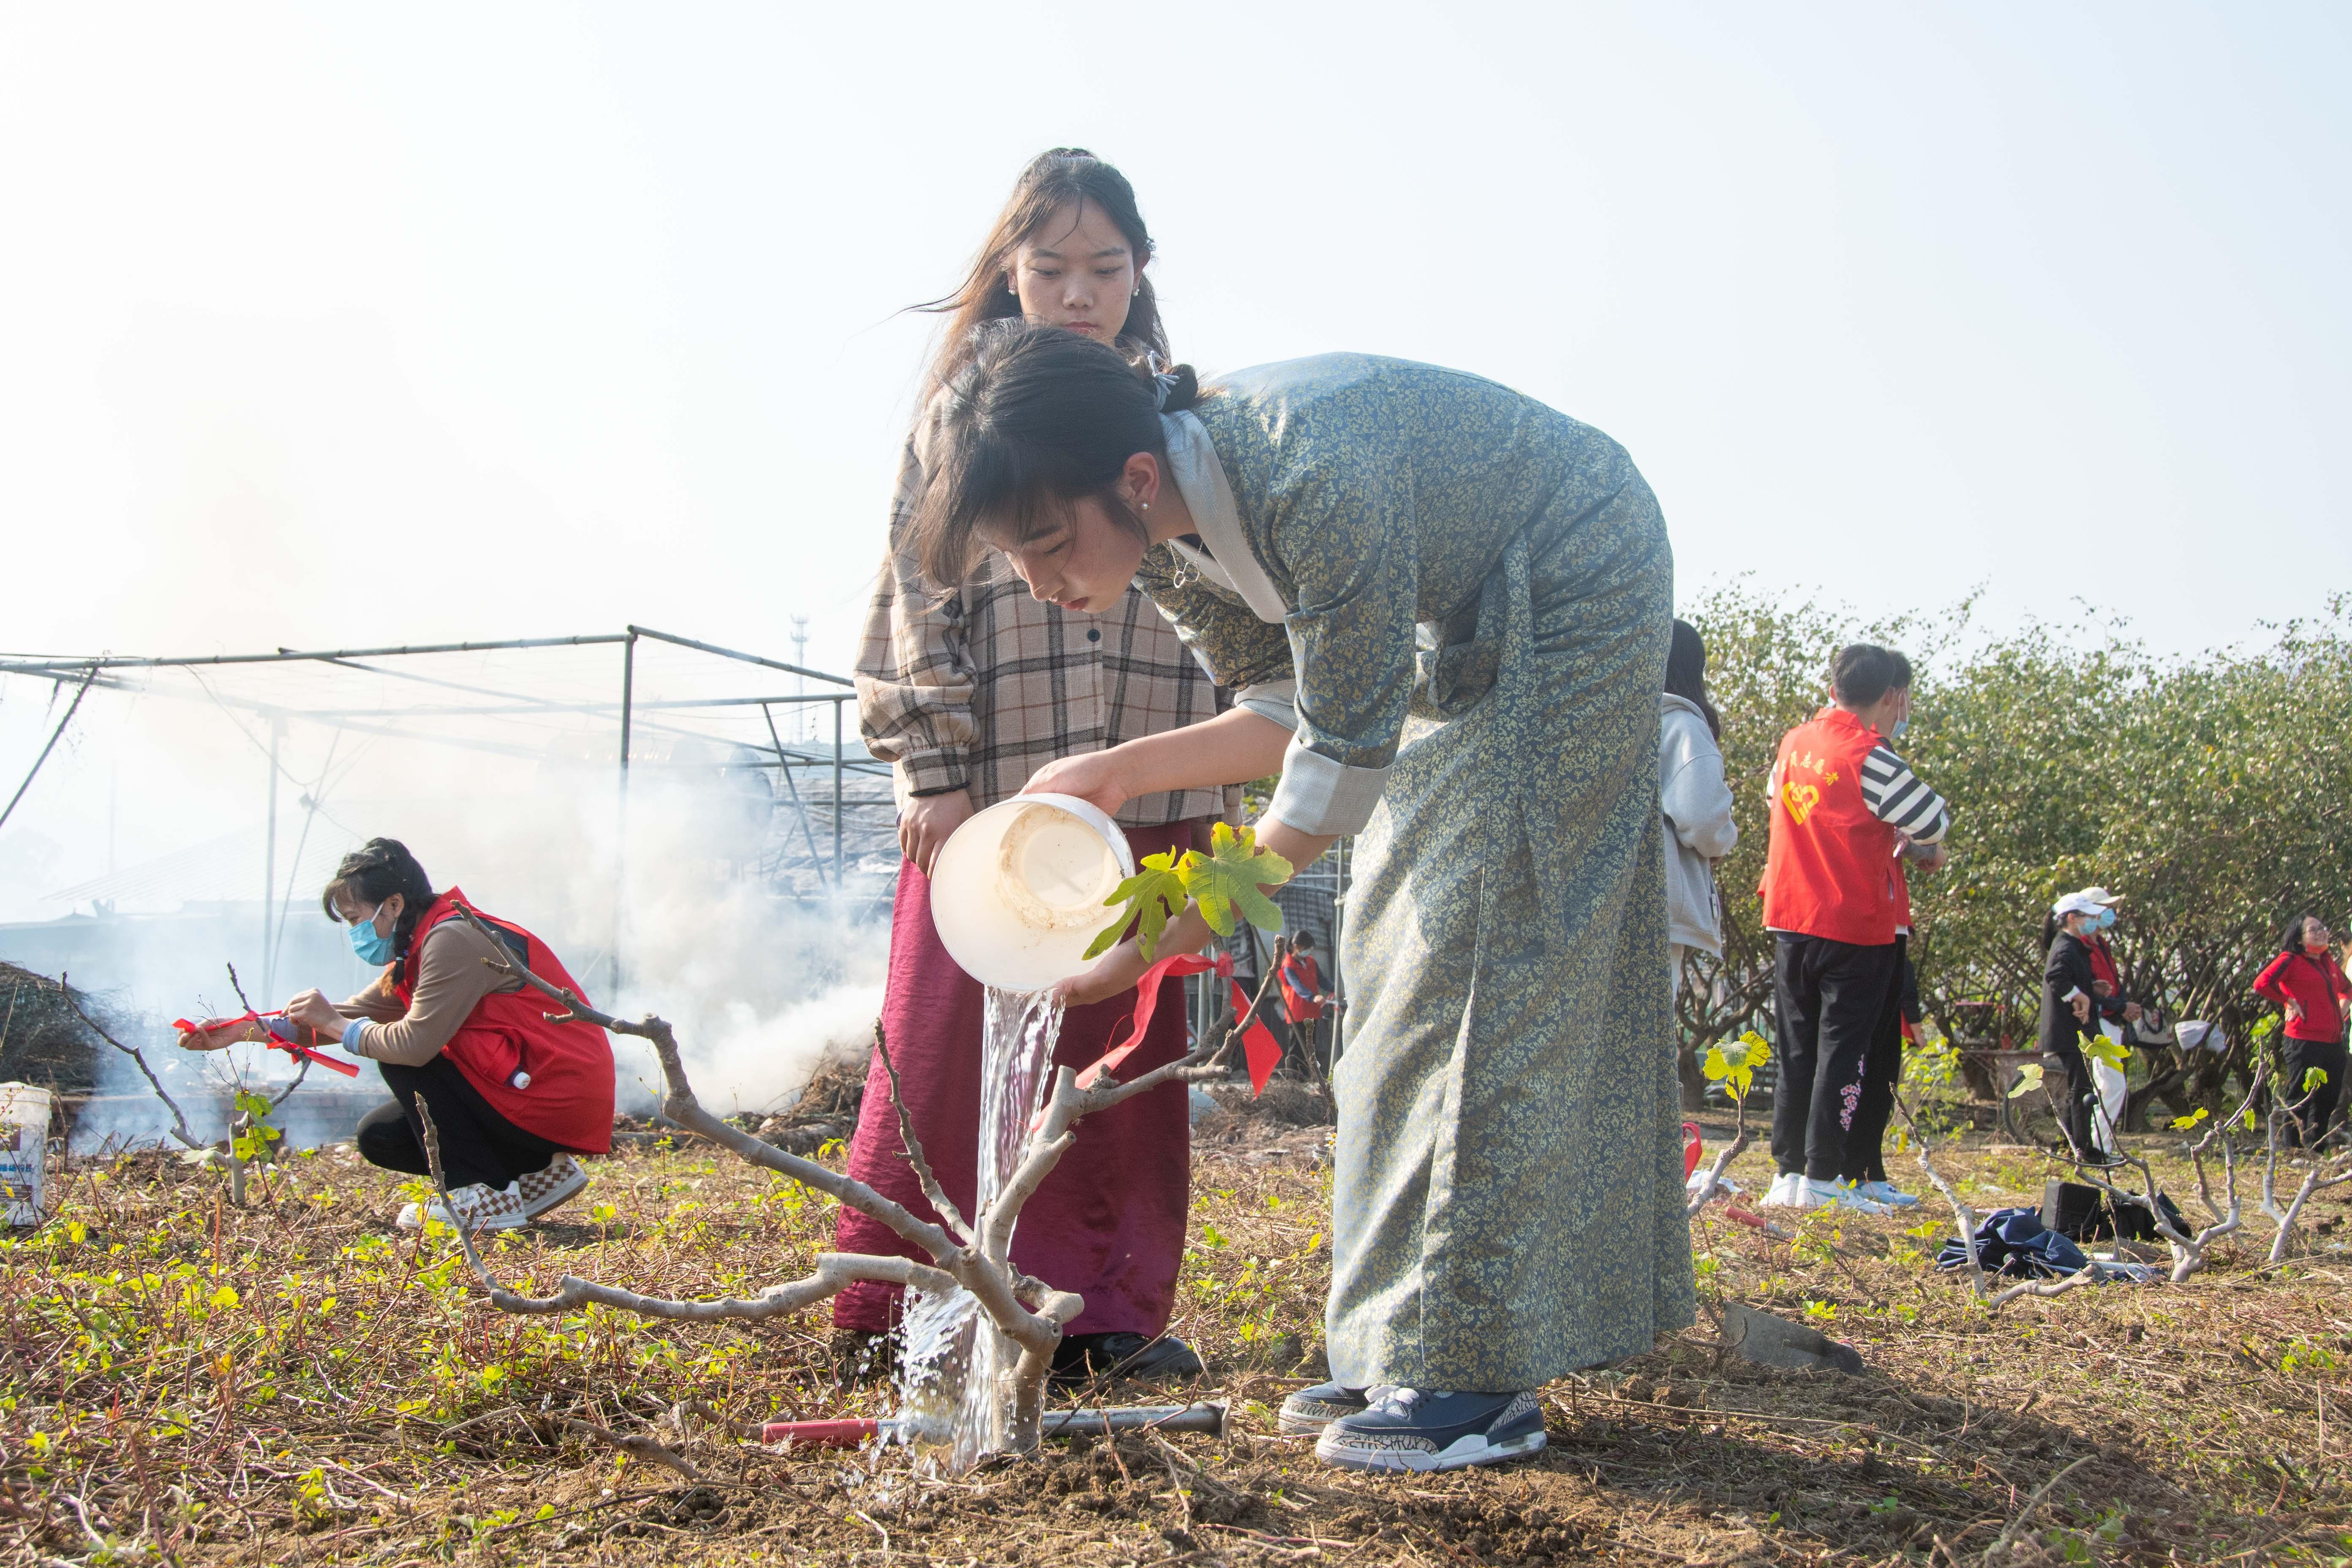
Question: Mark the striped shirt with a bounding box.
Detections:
[854,430,1233,827]
[1859,743,1950,844]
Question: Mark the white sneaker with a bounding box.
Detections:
[1759,1171,1805,1208]
[1799,1177,1890,1215]
[515,1153,588,1218]
[397,1181,528,1232]
[1856,1179,1920,1208]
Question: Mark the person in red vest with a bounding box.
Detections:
[2254,913,2351,1151]
[185,838,615,1231]
[1277,931,1337,1075]
[1758,644,1951,1214]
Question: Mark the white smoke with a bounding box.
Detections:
[5,683,896,1153]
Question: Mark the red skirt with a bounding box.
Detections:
[832,821,1197,1336]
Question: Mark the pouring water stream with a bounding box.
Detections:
[891,984,1065,1472]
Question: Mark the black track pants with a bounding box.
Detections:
[1840,936,1909,1185]
[355,1055,562,1193]
[1771,934,1900,1182]
[2281,1037,2349,1150]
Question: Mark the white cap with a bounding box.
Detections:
[2052,891,2109,918]
[2076,886,2122,906]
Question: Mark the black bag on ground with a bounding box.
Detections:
[2042,1179,2112,1241]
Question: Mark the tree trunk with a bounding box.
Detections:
[1676,1041,1709,1113]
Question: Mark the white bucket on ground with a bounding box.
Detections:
[929,793,1135,991]
[0,1082,54,1227]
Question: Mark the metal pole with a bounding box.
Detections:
[263,717,280,998]
[622,624,854,686]
[762,703,828,889]
[0,632,634,676]
[832,697,845,884]
[615,632,636,995]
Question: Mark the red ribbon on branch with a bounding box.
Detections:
[172,1010,363,1079]
[1073,951,1231,1089]
[1071,950,1284,1097]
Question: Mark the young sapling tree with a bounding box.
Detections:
[424,903,1288,1464]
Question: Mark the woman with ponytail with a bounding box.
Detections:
[177,838,613,1230]
[911,325,1685,1472]
[836,150,1223,1384]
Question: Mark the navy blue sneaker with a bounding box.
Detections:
[1278,1381,1369,1434]
[1314,1386,1547,1472]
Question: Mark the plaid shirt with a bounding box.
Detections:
[855,434,1233,827]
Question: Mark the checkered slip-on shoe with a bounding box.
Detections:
[515,1154,588,1219]
[1279,1382,1370,1435]
[1314,1386,1546,1473]
[397,1181,529,1232]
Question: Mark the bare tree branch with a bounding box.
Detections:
[438,901,1291,1461]
[2057,1064,2264,1282]
[51,974,201,1151]
[442,903,1084,1450]
[872,1019,972,1246]
[1686,1092,1753,1218]
[565,1419,702,1484]
[414,1097,954,1318]
[1892,1079,2134,1306]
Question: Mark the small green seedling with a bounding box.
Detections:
[1089,821,1293,961]
[1703,1030,1772,1105]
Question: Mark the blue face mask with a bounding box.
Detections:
[349,910,398,965]
[1889,715,1909,740]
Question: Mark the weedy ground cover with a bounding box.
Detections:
[3,1121,2347,1565]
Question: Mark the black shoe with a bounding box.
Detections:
[1315,1386,1547,1473]
[1050,1331,1203,1385]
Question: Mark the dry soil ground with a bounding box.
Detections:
[4,1091,2348,1566]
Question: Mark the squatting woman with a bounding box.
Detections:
[838,150,1224,1383]
[179,838,613,1229]
[911,324,1690,1471]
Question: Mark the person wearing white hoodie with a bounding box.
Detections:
[1661,619,1738,996]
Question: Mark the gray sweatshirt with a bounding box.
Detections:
[1660,694,1738,955]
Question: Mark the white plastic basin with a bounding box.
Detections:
[928,793,1135,992]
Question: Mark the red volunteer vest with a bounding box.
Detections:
[392,889,615,1154]
[1759,708,1903,946]
[1279,954,1325,1023]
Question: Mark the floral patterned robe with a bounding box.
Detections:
[1139,354,1692,1390]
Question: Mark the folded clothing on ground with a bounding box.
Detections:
[1936,1206,2092,1279]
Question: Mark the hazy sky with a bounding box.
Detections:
[4,2,2347,679]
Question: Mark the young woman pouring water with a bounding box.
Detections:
[177,838,612,1230]
[911,325,1690,1472]
[837,150,1229,1385]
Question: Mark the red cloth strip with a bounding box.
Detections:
[1075,950,1231,1089]
[173,1010,362,1078]
[1232,979,1283,1096]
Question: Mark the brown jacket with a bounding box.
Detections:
[335,921,523,1067]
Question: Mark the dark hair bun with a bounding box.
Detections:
[1157,362,1201,414]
